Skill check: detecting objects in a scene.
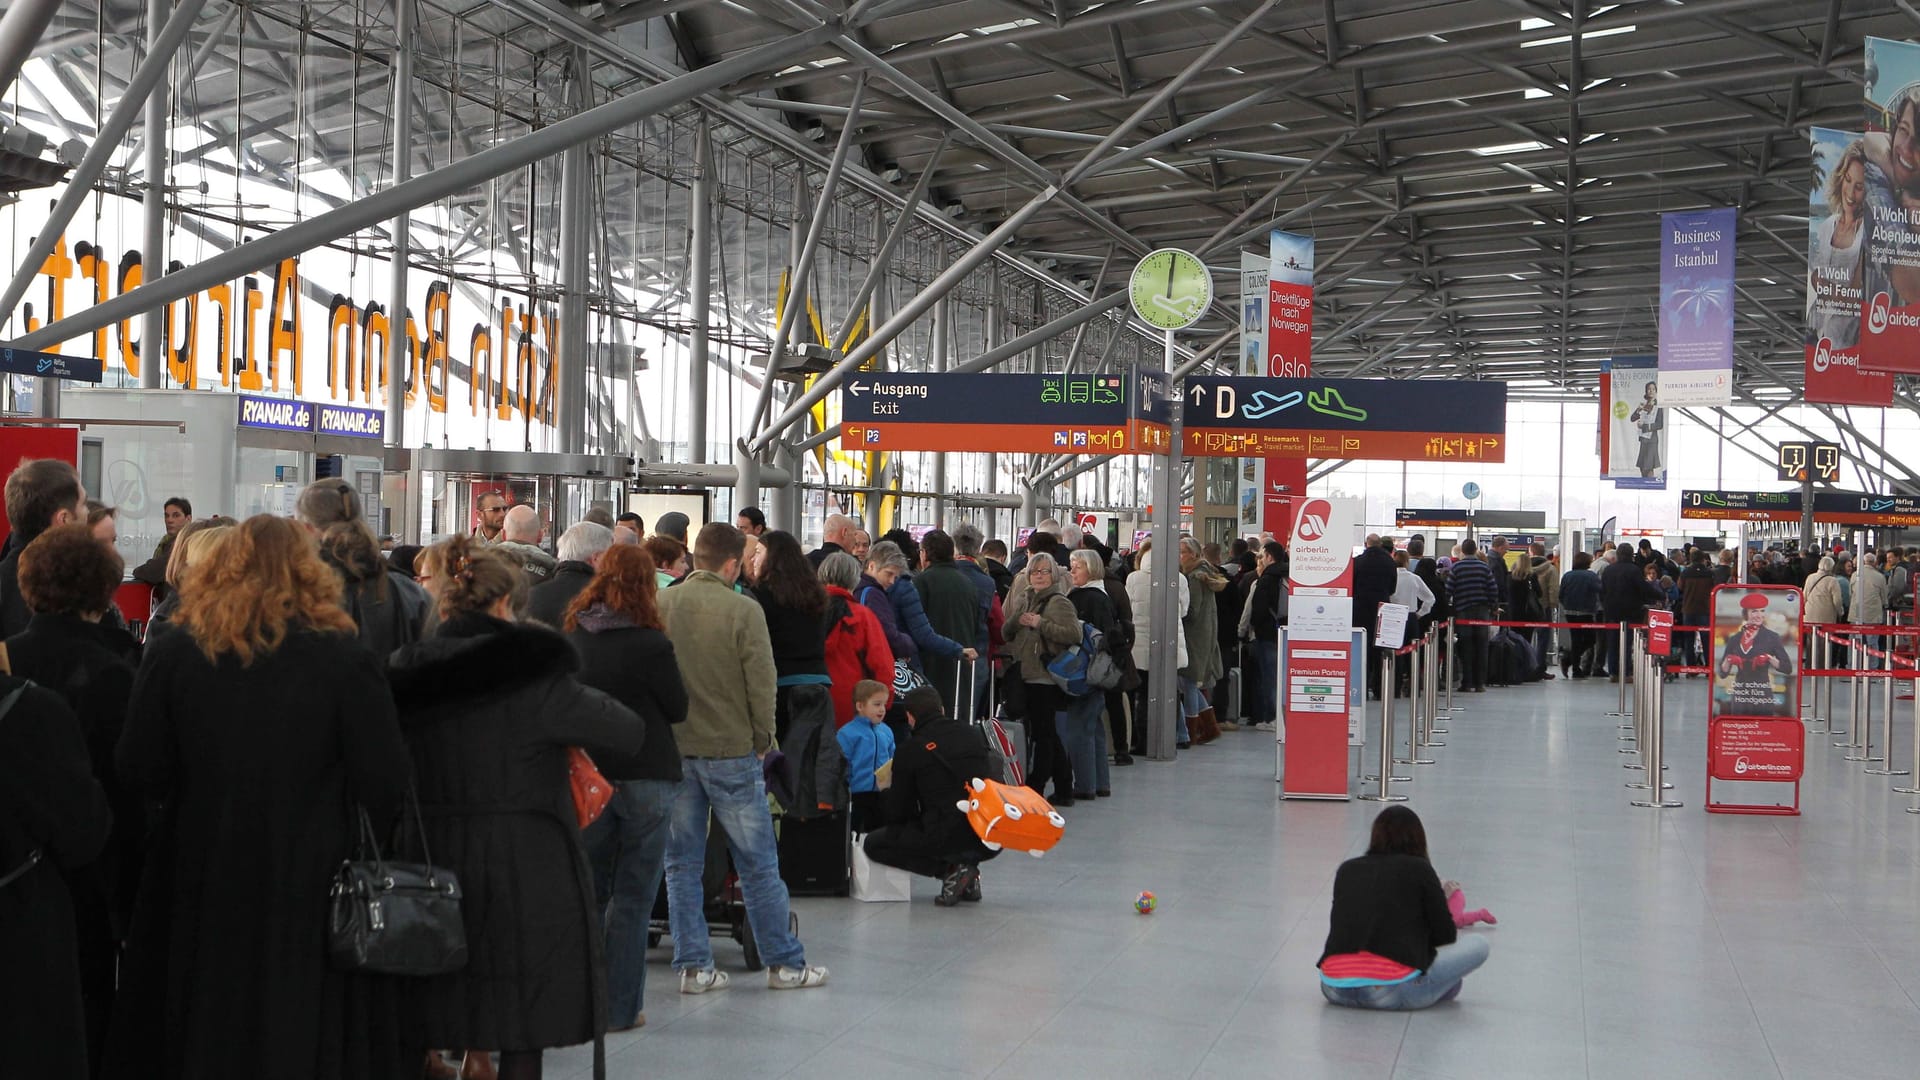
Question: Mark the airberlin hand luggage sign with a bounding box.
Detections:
[1706,585,1805,816]
[1281,495,1359,800]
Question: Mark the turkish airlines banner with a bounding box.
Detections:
[1263,230,1313,536]
[1806,127,1893,405]
[1860,37,1920,374]
[1656,207,1735,406]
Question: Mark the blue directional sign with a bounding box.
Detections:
[0,347,103,383]
[840,366,1170,454]
[1180,376,1508,461]
[237,393,316,434]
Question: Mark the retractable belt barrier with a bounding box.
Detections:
[1360,630,1437,802]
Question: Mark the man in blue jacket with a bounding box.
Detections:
[1445,539,1500,693]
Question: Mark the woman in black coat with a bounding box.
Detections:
[392,538,645,1080]
[0,675,109,1080]
[111,515,413,1080]
[5,524,142,1071]
[564,544,688,1035]
[298,478,431,659]
[752,531,833,745]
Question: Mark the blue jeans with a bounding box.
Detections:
[1251,639,1278,725]
[1059,694,1108,794]
[584,778,675,1024]
[1177,676,1203,742]
[1320,936,1492,1010]
[664,756,805,972]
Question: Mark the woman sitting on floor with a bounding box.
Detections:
[1317,806,1490,1010]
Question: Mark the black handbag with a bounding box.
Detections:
[327,789,467,976]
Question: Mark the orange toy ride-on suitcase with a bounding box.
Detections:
[957,777,1065,857]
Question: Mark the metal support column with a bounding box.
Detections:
[931,291,949,528]
[744,77,868,443]
[688,116,713,464]
[138,0,171,391]
[0,0,62,105]
[383,0,416,450]
[1145,330,1183,762]
[554,49,592,454]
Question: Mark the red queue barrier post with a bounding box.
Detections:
[1607,621,1631,720]
[1359,651,1410,801]
[1397,637,1434,768]
[1420,633,1445,745]
[1866,662,1909,777]
[1630,646,1681,808]
[1897,671,1920,802]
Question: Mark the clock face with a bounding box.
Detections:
[1129,248,1212,330]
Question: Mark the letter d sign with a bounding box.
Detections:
[1214,385,1236,420]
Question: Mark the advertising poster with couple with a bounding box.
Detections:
[1808,126,1895,404]
[1859,37,1920,374]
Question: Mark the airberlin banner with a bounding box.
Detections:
[1263,230,1313,538]
[1860,37,1920,374]
[1656,207,1735,406]
[1806,127,1892,405]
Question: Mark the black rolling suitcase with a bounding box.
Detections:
[777,811,852,897]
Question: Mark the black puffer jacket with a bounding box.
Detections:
[386,616,644,1073]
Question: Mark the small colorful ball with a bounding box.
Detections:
[1133,890,1157,914]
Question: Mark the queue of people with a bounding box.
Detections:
[2,471,1535,1080]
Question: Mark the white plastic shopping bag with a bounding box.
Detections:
[850,835,912,902]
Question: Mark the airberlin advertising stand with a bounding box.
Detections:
[1277,495,1362,799]
[1706,585,1805,814]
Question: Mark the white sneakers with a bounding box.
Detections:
[679,964,831,993]
[678,968,730,994]
[766,964,831,990]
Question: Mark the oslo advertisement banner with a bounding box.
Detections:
[1656,207,1735,407]
[1178,376,1507,462]
[1806,127,1894,404]
[1261,230,1315,535]
[1860,37,1920,374]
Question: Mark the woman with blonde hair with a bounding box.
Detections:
[142,516,236,642]
[389,536,644,1080]
[112,515,413,1080]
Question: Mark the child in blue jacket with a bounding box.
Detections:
[837,679,896,833]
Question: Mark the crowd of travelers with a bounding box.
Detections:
[2,475,1326,1080]
[36,463,1885,1074]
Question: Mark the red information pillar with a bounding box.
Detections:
[1280,496,1358,799]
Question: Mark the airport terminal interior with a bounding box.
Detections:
[8,0,1920,1077]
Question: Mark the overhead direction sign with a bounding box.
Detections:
[1178,376,1508,461]
[1395,508,1473,528]
[838,367,1170,454]
[1681,489,1920,527]
[0,346,103,383]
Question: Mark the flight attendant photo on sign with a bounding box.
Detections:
[1713,589,1799,718]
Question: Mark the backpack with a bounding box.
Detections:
[770,684,846,820]
[1046,619,1120,696]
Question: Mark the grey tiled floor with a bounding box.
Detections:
[548,675,1920,1079]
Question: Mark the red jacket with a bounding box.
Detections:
[824,584,895,727]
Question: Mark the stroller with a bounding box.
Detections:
[643,817,799,972]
